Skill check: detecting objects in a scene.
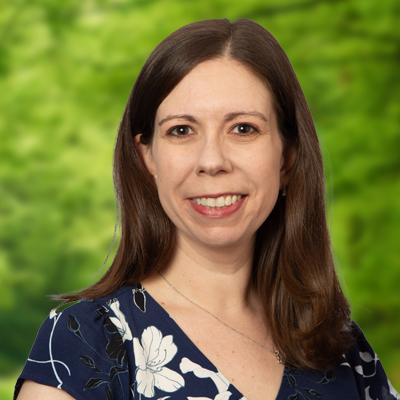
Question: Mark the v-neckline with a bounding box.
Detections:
[134,281,287,400]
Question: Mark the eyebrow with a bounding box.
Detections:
[158,111,268,126]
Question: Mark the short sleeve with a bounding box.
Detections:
[343,321,400,400]
[14,299,131,400]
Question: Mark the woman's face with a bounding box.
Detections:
[135,57,285,250]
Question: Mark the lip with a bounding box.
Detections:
[188,192,247,199]
[188,194,247,218]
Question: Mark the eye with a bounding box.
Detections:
[232,123,259,136]
[166,125,192,138]
[166,123,259,139]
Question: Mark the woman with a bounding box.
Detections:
[15,18,398,400]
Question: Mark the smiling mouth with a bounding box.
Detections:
[188,193,248,217]
[188,193,248,199]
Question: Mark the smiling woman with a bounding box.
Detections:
[14,18,399,400]
[136,56,285,235]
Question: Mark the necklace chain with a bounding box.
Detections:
[156,271,284,365]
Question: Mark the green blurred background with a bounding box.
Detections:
[1,0,399,397]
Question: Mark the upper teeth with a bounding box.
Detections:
[194,194,243,207]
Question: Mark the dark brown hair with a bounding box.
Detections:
[52,18,355,371]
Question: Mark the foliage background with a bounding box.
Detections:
[1,0,399,397]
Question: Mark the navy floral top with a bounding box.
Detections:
[14,282,399,400]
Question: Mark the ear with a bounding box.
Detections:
[134,133,157,177]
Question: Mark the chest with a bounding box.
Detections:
[169,307,285,400]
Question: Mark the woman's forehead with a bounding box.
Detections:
[156,72,273,124]
[158,59,272,110]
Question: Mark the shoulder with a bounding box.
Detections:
[14,285,136,400]
[31,285,135,350]
[341,320,399,400]
[51,284,139,340]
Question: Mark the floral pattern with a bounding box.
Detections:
[14,283,400,400]
[133,325,185,396]
[108,298,133,342]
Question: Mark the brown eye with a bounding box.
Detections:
[167,125,192,138]
[232,123,259,135]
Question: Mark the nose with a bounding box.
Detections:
[195,133,233,176]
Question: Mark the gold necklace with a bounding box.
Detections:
[156,271,284,365]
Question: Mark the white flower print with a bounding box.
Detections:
[354,350,378,378]
[108,299,133,342]
[187,394,233,400]
[340,349,400,399]
[180,358,250,400]
[187,392,233,400]
[28,310,71,389]
[180,357,231,395]
[133,325,185,397]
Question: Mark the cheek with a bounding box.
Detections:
[244,146,282,184]
[155,153,187,198]
[261,156,281,181]
[254,156,282,217]
[247,153,283,218]
[155,146,190,172]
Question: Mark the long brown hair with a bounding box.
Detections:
[51,18,355,371]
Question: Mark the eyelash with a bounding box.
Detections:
[166,123,260,138]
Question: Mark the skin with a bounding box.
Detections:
[17,380,75,399]
[136,56,288,319]
[18,56,288,399]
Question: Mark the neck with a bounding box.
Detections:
[156,233,260,317]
